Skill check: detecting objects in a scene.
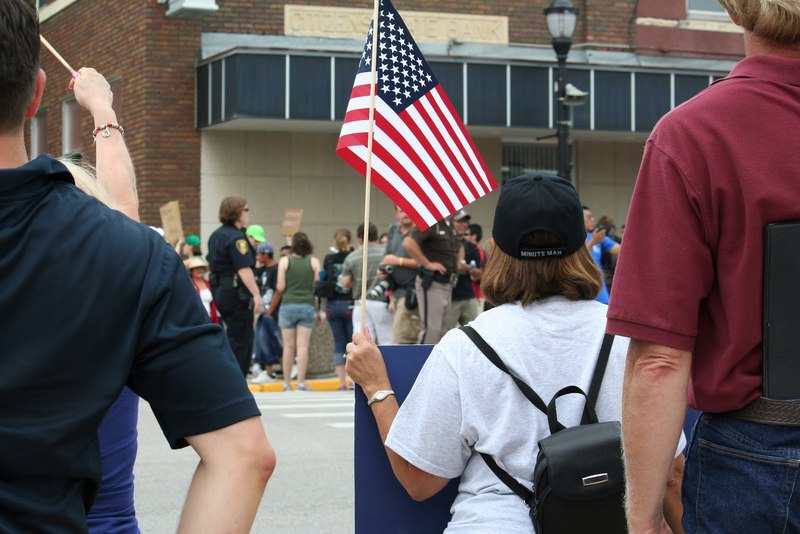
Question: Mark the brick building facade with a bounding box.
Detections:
[35,0,743,249]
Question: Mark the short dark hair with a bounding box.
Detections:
[468,223,482,241]
[218,196,247,225]
[291,232,313,257]
[0,1,40,134]
[357,223,378,242]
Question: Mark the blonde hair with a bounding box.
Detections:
[333,228,351,253]
[481,231,602,307]
[62,159,114,207]
[718,0,800,44]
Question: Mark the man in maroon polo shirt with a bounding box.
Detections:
[606,1,800,532]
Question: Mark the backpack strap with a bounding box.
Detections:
[460,325,548,414]
[581,333,615,424]
[479,452,535,506]
[460,325,539,507]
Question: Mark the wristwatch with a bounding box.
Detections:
[367,389,395,406]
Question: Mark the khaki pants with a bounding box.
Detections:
[448,298,480,330]
[415,278,452,344]
[392,296,422,344]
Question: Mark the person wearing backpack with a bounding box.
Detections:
[345,173,685,533]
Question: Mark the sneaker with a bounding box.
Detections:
[337,385,348,391]
[252,371,274,384]
[296,383,312,392]
[282,383,293,392]
[249,363,263,376]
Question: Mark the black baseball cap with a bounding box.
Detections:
[492,172,585,259]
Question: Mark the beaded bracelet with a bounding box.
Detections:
[92,122,125,140]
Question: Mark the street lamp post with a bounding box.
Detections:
[544,0,578,181]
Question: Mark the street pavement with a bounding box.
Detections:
[134,388,356,533]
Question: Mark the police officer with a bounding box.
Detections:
[207,196,263,377]
[403,215,463,344]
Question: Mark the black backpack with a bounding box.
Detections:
[460,326,626,534]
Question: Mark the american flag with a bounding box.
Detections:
[336,0,497,230]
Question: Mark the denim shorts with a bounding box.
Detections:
[682,413,800,533]
[278,303,316,329]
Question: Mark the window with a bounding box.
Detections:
[501,143,558,184]
[61,99,82,155]
[30,112,47,158]
[688,0,727,14]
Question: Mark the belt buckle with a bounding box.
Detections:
[449,272,458,286]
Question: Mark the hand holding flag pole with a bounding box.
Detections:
[40,35,79,78]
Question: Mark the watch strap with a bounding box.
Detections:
[367,389,395,406]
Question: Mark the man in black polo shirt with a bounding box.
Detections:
[403,216,463,343]
[0,2,275,531]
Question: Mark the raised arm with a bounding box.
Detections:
[70,68,138,221]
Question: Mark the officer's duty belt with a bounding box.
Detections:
[432,271,456,284]
[212,274,236,286]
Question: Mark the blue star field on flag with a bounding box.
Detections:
[357,0,438,114]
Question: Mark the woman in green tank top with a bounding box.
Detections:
[275,232,321,391]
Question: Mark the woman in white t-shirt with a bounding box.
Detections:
[345,173,685,533]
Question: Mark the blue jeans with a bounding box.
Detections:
[326,299,353,366]
[278,303,316,329]
[683,413,800,533]
[254,315,283,366]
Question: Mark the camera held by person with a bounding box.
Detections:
[368,264,395,300]
[594,222,615,236]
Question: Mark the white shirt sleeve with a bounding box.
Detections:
[385,339,470,479]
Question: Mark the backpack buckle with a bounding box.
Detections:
[582,473,609,487]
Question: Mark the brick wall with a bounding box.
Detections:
[39,0,205,229]
[580,0,637,51]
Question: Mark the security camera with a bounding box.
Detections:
[563,83,589,106]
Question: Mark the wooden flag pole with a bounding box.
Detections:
[40,35,77,77]
[359,0,381,333]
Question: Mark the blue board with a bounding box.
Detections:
[354,344,459,534]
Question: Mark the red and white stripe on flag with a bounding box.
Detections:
[336,0,497,230]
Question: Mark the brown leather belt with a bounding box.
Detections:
[726,397,800,427]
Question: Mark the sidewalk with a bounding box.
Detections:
[248,376,346,393]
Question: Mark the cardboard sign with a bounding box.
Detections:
[282,208,304,236]
[159,200,184,245]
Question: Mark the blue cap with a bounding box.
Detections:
[256,243,274,254]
